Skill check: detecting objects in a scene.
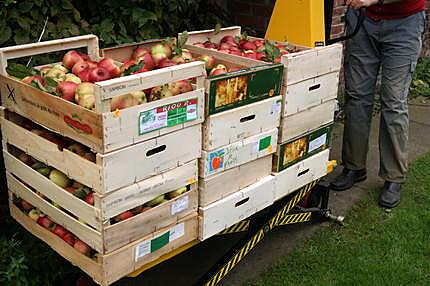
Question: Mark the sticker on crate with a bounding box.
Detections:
[275,124,332,172]
[139,98,198,135]
[207,65,283,115]
[134,222,185,261]
[202,129,278,177]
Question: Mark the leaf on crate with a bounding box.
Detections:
[6,63,41,79]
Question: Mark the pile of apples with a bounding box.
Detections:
[193,34,295,63]
[17,198,94,257]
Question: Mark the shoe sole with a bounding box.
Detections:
[378,199,400,209]
[330,175,367,192]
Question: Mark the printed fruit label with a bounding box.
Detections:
[138,98,198,135]
[208,149,225,174]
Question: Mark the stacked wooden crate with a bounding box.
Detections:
[0,35,207,286]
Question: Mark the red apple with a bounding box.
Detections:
[86,60,98,69]
[152,53,168,67]
[219,42,233,50]
[88,67,111,83]
[218,49,230,54]
[74,240,91,257]
[72,61,89,75]
[151,44,172,58]
[171,55,185,64]
[131,205,144,214]
[198,55,216,70]
[18,153,35,166]
[229,49,242,56]
[221,35,236,44]
[63,233,75,246]
[57,81,78,102]
[240,40,257,51]
[204,41,218,49]
[209,68,227,76]
[63,50,83,69]
[84,192,94,206]
[158,58,177,68]
[120,59,137,74]
[274,57,282,63]
[21,75,45,86]
[256,53,266,61]
[37,216,55,229]
[65,186,77,195]
[253,39,265,49]
[53,225,68,238]
[243,51,258,60]
[169,80,193,95]
[97,58,120,77]
[193,42,205,48]
[20,200,34,212]
[136,53,155,70]
[114,210,134,222]
[77,69,91,82]
[132,47,150,59]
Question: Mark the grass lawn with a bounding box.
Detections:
[248,153,430,286]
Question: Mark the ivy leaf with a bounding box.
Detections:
[177,31,188,50]
[6,63,39,79]
[16,17,31,30]
[13,30,30,44]
[18,1,33,13]
[123,62,144,76]
[118,20,127,36]
[0,26,12,44]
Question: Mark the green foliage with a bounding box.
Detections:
[410,57,430,98]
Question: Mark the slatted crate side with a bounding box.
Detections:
[100,124,201,194]
[200,128,278,178]
[199,155,272,207]
[184,26,242,46]
[279,99,336,144]
[282,71,339,116]
[273,149,330,201]
[9,201,198,286]
[97,160,198,220]
[199,175,275,241]
[3,149,101,230]
[203,95,282,150]
[0,35,207,154]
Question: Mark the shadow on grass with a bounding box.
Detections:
[247,153,430,286]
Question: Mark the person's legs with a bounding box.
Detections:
[332,10,381,191]
[378,11,426,208]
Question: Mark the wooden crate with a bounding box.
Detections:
[4,144,198,253]
[199,155,272,207]
[273,124,332,172]
[203,95,281,150]
[1,111,201,194]
[282,72,339,117]
[273,149,330,201]
[184,26,343,86]
[199,175,274,240]
[102,40,284,116]
[0,35,206,153]
[200,128,278,178]
[279,99,336,144]
[9,200,197,286]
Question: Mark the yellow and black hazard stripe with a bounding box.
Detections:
[277,212,312,226]
[204,228,265,286]
[217,220,250,236]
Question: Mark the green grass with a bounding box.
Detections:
[248,153,430,286]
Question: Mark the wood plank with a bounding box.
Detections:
[3,150,101,230]
[9,204,104,284]
[1,116,102,190]
[273,149,329,201]
[100,125,201,194]
[99,160,198,219]
[282,43,343,85]
[0,75,104,152]
[203,96,281,150]
[101,214,198,286]
[199,155,272,207]
[200,128,278,178]
[279,99,336,143]
[7,174,103,253]
[282,71,339,116]
[199,176,275,240]
[103,187,198,253]
[102,88,204,152]
[183,26,242,46]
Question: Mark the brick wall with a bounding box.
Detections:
[222,0,430,56]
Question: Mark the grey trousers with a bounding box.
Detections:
[342,10,426,183]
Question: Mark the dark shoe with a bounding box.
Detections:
[378,181,401,208]
[330,168,367,191]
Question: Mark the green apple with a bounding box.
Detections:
[49,169,71,188]
[165,186,188,200]
[145,194,165,207]
[28,209,41,221]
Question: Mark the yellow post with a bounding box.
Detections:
[265,0,326,47]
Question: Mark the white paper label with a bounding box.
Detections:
[186,103,198,120]
[308,133,327,153]
[169,222,185,242]
[171,195,189,215]
[251,141,259,155]
[139,109,168,134]
[271,100,281,116]
[134,240,151,261]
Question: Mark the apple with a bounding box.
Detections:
[28,209,41,221]
[63,233,75,246]
[65,186,77,195]
[57,81,78,102]
[63,50,83,69]
[64,73,82,84]
[39,66,52,77]
[193,42,205,48]
[77,69,91,82]
[53,225,68,238]
[37,216,55,229]
[158,58,177,68]
[209,68,227,76]
[36,166,52,177]
[131,205,144,214]
[132,47,150,59]
[52,64,69,73]
[219,42,233,50]
[120,59,137,74]
[152,53,168,67]
[253,39,265,49]
[84,192,94,206]
[98,58,120,77]
[256,53,266,61]
[67,142,87,156]
[221,35,236,44]
[72,61,89,75]
[83,152,96,162]
[240,40,257,51]
[136,53,155,70]
[181,49,193,62]
[198,55,216,70]
[46,68,66,83]
[171,55,185,64]
[75,82,95,109]
[151,44,172,58]
[113,210,134,222]
[21,75,45,86]
[88,67,111,83]
[169,80,193,95]
[20,200,34,212]
[165,186,188,200]
[204,41,218,49]
[18,153,35,166]
[243,51,258,60]
[110,91,146,111]
[49,169,71,188]
[144,194,165,207]
[74,240,91,257]
[229,67,242,72]
[149,85,173,101]
[86,60,98,69]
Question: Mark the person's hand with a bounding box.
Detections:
[346,0,379,9]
